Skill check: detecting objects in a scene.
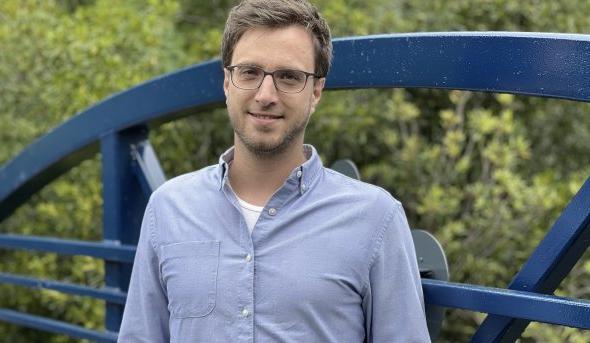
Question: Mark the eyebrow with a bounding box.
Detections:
[233,62,262,68]
[233,62,308,71]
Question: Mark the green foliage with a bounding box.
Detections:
[0,0,184,341]
[1,0,590,342]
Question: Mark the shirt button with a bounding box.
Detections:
[268,208,277,216]
[241,308,250,317]
[296,170,302,178]
[301,184,307,192]
[245,254,252,262]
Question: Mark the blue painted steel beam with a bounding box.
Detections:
[0,234,136,263]
[2,33,589,223]
[0,308,117,342]
[472,177,590,341]
[329,32,590,101]
[101,126,152,332]
[0,273,126,304]
[423,279,590,330]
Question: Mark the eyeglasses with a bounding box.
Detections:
[226,65,321,94]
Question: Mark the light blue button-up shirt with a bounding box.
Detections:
[118,145,430,342]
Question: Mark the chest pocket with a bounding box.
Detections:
[160,241,220,318]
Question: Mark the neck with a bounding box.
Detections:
[229,140,306,207]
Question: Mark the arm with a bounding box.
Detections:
[118,202,170,342]
[363,202,430,343]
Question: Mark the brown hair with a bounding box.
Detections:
[221,0,332,77]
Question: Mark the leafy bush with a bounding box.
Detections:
[1,0,589,341]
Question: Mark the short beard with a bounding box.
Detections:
[235,122,306,158]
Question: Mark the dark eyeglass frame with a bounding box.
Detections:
[225,65,322,94]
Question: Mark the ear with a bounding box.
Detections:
[309,77,325,114]
[223,68,231,97]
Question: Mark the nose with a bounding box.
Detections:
[255,74,279,106]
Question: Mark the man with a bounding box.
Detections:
[118,0,430,342]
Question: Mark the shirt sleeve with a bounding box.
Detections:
[363,202,431,343]
[118,201,170,342]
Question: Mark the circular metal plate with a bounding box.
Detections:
[412,229,449,341]
[330,159,361,180]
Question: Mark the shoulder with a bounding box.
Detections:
[149,164,218,206]
[317,167,413,269]
[320,167,411,240]
[320,166,402,212]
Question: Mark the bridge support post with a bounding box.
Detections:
[100,126,151,332]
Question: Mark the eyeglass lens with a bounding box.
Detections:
[231,66,308,93]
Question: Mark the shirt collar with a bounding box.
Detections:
[218,146,234,190]
[217,144,322,195]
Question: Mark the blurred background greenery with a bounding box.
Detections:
[1,0,589,342]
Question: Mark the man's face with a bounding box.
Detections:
[223,25,324,156]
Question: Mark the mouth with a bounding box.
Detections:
[248,111,284,124]
[248,112,283,119]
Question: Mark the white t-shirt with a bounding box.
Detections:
[236,195,263,234]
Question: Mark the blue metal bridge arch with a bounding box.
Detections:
[0,32,589,342]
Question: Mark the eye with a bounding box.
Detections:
[237,66,261,79]
[276,70,305,83]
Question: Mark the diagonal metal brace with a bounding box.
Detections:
[130,140,167,196]
[472,176,590,342]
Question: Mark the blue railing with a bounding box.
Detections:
[1,32,589,342]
